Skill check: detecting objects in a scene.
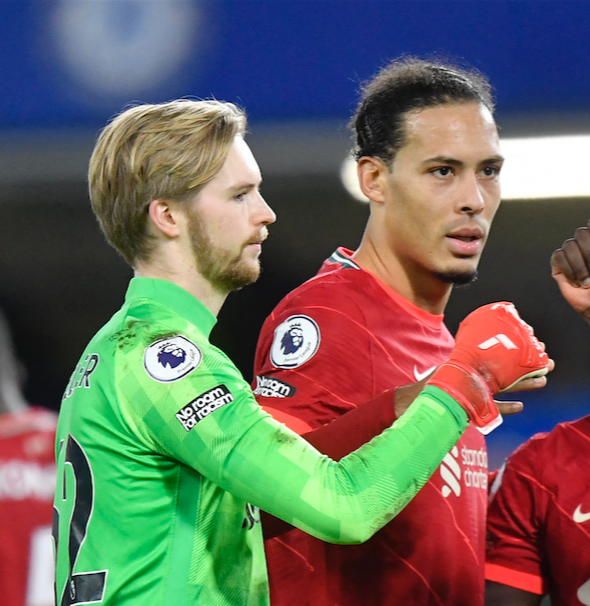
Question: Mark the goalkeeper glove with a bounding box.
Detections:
[428,302,549,434]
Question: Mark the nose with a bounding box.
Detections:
[255,192,277,226]
[458,174,485,215]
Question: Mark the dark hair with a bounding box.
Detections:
[351,56,495,164]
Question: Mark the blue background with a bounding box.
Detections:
[2,1,590,128]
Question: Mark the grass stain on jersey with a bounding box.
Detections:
[110,320,152,350]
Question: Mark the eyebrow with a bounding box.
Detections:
[423,155,505,167]
[227,180,262,195]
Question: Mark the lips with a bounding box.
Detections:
[244,230,267,249]
[446,228,484,257]
[248,229,268,246]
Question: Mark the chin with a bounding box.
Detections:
[432,268,478,286]
[217,261,262,292]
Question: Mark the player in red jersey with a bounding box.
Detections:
[0,310,56,606]
[485,220,590,606]
[253,57,541,606]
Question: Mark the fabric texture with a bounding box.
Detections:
[53,277,467,606]
[486,415,590,606]
[254,248,488,606]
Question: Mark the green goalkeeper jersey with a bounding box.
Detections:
[53,277,468,606]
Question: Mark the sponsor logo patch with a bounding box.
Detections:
[440,446,462,498]
[144,335,202,383]
[440,444,488,498]
[253,375,296,398]
[175,385,235,431]
[270,315,320,369]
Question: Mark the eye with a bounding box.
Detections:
[481,166,501,177]
[234,191,247,201]
[432,166,453,177]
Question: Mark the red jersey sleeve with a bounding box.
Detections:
[485,434,548,595]
[253,280,412,436]
[254,284,385,433]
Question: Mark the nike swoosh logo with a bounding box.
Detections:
[574,505,590,523]
[414,365,437,382]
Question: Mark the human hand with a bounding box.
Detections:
[427,302,551,434]
[551,220,590,324]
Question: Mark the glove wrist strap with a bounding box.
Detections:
[428,360,502,435]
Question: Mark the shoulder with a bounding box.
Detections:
[502,430,550,477]
[501,415,590,487]
[553,414,590,440]
[271,264,375,321]
[105,298,241,403]
[533,415,590,470]
[257,269,376,361]
[515,416,590,461]
[111,298,207,367]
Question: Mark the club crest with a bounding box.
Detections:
[144,335,202,382]
[270,315,320,369]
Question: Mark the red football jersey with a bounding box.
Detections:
[486,415,590,606]
[0,408,57,606]
[254,248,488,606]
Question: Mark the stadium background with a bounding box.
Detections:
[1,0,590,470]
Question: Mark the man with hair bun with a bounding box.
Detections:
[53,97,549,605]
[254,56,533,605]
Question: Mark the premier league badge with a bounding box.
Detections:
[270,315,320,369]
[144,335,202,382]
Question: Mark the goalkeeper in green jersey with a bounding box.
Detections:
[53,99,551,606]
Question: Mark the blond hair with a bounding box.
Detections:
[88,99,247,266]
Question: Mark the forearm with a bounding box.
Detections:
[227,386,468,544]
[302,389,398,459]
[262,388,398,539]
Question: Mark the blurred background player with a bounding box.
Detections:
[51,98,550,606]
[0,308,56,606]
[253,56,540,606]
[485,220,590,606]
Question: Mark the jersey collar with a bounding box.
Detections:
[328,247,445,329]
[125,277,217,337]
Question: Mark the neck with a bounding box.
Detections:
[353,234,452,316]
[134,245,228,317]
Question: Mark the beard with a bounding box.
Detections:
[432,268,478,287]
[188,212,262,294]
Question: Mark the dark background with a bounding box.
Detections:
[2,0,590,467]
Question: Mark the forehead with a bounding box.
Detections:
[211,135,262,187]
[399,103,499,159]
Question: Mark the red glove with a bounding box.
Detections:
[427,302,549,434]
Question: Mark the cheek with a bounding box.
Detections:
[482,181,501,208]
[386,211,433,254]
[488,196,502,219]
[208,213,240,237]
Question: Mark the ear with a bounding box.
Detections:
[357,157,388,204]
[147,199,182,239]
